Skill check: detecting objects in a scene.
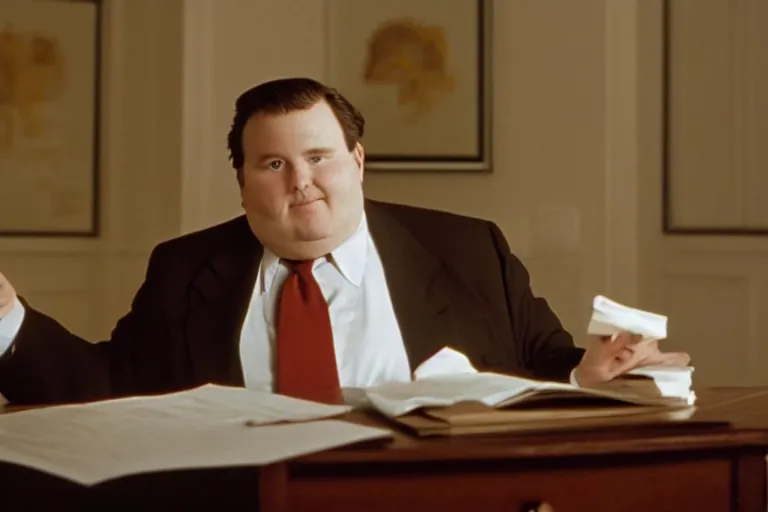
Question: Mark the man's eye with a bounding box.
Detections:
[309,156,323,164]
[268,160,283,170]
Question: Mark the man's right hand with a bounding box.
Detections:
[573,332,690,388]
[0,272,17,318]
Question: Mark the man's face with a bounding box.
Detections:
[239,100,365,260]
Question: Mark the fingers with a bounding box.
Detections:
[614,347,634,363]
[640,351,691,367]
[582,333,682,384]
[599,332,643,358]
[612,351,690,380]
[611,332,643,347]
[611,349,647,377]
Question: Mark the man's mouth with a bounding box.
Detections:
[290,198,321,208]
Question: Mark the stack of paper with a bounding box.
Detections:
[363,370,707,437]
[360,342,704,437]
[0,384,392,485]
[587,295,695,402]
[599,365,695,401]
[366,371,690,419]
[587,295,668,341]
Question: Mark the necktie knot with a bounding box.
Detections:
[282,259,317,278]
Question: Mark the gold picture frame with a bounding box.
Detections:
[325,0,492,172]
[0,0,101,236]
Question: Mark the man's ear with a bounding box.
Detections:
[353,142,365,180]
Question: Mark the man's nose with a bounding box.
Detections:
[287,161,312,190]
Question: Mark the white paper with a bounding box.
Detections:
[587,295,668,341]
[628,365,694,398]
[367,371,626,417]
[366,372,533,417]
[328,347,480,410]
[412,346,478,380]
[366,370,694,418]
[0,384,391,486]
[366,342,695,419]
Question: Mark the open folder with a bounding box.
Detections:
[361,348,708,437]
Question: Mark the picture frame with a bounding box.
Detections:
[325,0,492,172]
[661,0,767,235]
[0,0,102,237]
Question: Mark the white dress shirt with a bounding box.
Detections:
[238,213,413,397]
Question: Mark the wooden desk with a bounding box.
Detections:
[3,387,768,512]
[267,387,768,512]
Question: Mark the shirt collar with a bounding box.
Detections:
[256,213,369,295]
[328,212,369,287]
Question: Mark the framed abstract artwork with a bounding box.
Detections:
[326,0,492,172]
[0,0,101,236]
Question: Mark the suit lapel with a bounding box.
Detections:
[366,201,501,372]
[185,218,261,387]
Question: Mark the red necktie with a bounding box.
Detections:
[275,260,343,404]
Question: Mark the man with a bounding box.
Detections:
[0,78,689,406]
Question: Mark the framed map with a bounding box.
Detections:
[0,0,101,236]
[326,0,491,172]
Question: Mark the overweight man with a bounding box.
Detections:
[0,78,689,406]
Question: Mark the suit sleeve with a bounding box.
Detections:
[487,221,585,381]
[0,245,173,405]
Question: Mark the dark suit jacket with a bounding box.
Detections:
[0,200,584,405]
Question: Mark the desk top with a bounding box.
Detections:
[293,386,768,465]
[4,386,768,467]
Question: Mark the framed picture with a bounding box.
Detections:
[326,0,492,172]
[661,0,767,235]
[0,0,101,236]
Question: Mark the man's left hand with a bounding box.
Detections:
[573,333,690,388]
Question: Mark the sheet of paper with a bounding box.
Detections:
[366,372,572,417]
[587,295,668,341]
[627,365,695,398]
[366,365,695,418]
[0,384,391,486]
[412,346,478,380]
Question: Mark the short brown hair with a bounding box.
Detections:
[227,77,365,170]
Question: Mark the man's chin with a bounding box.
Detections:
[293,230,333,244]
[283,235,336,260]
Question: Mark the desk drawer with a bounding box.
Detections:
[288,457,736,512]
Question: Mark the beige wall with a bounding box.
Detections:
[1,0,641,351]
[1,0,184,339]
